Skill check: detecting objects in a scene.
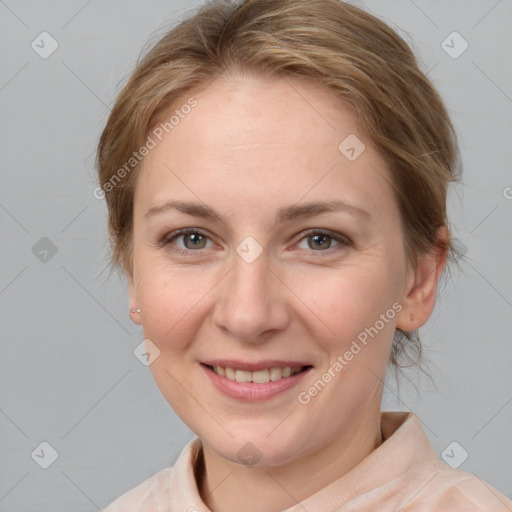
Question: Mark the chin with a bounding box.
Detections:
[202,431,304,468]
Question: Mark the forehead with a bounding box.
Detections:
[134,73,396,225]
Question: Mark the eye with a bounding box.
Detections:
[162,228,214,255]
[295,229,351,253]
[160,228,351,256]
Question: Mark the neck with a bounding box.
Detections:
[197,406,383,512]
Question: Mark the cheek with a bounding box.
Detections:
[292,271,397,422]
[136,265,214,415]
[138,265,211,346]
[289,265,398,351]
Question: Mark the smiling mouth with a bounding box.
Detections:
[202,363,312,384]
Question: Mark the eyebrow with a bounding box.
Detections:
[144,199,371,225]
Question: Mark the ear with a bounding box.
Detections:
[127,267,142,326]
[395,226,449,331]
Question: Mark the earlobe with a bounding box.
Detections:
[396,227,449,331]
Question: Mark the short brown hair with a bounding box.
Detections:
[96,0,463,373]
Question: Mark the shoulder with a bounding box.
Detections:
[102,466,173,512]
[379,412,512,510]
[405,461,512,511]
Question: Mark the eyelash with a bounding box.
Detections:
[160,228,352,257]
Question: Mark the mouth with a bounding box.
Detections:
[200,362,313,401]
[201,363,312,383]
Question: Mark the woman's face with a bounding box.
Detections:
[128,72,418,466]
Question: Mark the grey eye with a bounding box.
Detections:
[307,233,337,250]
[182,232,208,250]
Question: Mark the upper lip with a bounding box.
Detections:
[201,359,313,371]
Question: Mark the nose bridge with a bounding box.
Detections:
[234,247,271,299]
[213,246,288,340]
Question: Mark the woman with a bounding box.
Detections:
[97,0,512,510]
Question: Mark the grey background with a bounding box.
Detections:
[0,0,511,510]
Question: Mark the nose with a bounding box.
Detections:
[212,249,290,343]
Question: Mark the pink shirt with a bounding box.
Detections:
[103,411,512,511]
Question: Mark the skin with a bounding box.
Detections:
[127,71,448,512]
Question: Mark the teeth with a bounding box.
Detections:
[235,369,252,383]
[212,365,304,383]
[270,367,282,381]
[252,369,270,384]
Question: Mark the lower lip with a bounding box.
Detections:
[201,363,313,401]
